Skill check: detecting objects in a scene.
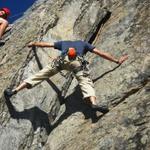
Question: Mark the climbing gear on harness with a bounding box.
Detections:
[2,8,11,16]
[67,48,77,59]
[51,56,67,77]
[78,56,89,73]
[51,54,90,76]
[51,56,64,70]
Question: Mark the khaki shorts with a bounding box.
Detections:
[25,56,95,98]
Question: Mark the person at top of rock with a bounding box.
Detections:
[0,7,11,45]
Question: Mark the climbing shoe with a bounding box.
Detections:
[4,88,17,97]
[91,104,109,114]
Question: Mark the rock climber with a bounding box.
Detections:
[4,40,128,113]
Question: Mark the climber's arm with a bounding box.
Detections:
[93,48,128,65]
[0,18,9,38]
[28,42,54,48]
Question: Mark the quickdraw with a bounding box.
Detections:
[51,56,67,78]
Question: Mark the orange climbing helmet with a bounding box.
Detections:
[2,7,11,16]
[67,48,77,59]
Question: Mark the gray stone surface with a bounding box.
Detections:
[0,0,149,149]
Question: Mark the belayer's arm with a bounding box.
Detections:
[93,48,128,65]
[28,42,54,48]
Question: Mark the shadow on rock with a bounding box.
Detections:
[4,94,51,134]
[4,84,102,136]
[51,85,103,130]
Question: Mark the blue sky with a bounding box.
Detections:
[0,0,37,23]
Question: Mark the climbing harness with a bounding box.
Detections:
[51,53,89,76]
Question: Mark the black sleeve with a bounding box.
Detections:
[54,41,62,50]
[84,42,95,52]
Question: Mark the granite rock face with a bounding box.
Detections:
[0,0,149,149]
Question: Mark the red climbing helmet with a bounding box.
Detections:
[2,7,11,16]
[68,48,77,59]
